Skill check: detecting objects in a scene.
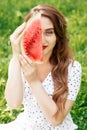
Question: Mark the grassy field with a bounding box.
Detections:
[0,0,87,129]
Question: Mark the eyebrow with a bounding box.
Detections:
[45,28,54,31]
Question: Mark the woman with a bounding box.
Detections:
[0,4,82,130]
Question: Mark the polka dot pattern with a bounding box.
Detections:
[22,61,82,129]
[67,61,82,100]
[0,61,82,130]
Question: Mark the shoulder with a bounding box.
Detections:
[67,60,82,100]
[68,60,81,69]
[68,60,82,76]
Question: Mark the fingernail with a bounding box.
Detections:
[22,22,26,25]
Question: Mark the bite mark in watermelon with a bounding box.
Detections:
[22,13,43,63]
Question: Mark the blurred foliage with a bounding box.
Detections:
[0,0,87,129]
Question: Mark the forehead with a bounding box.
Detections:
[40,16,54,30]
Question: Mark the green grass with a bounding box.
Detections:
[0,0,87,129]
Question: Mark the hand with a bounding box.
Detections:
[19,54,39,84]
[10,22,26,56]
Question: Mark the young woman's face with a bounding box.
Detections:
[41,16,56,57]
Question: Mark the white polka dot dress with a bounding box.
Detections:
[0,61,82,130]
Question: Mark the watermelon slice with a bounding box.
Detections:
[21,13,43,63]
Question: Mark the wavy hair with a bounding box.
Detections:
[24,4,73,113]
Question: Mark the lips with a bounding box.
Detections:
[43,45,48,49]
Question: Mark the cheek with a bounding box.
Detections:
[50,36,56,47]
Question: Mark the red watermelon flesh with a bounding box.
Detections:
[22,13,43,63]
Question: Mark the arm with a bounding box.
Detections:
[19,55,82,126]
[29,80,74,126]
[30,62,82,126]
[5,22,26,109]
[5,55,24,109]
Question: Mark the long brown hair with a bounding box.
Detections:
[24,4,73,112]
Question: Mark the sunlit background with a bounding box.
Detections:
[0,0,87,129]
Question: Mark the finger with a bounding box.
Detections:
[23,54,43,66]
[23,54,33,64]
[13,22,26,37]
[19,59,28,71]
[18,55,22,66]
[19,55,27,67]
[10,22,26,41]
[15,29,26,44]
